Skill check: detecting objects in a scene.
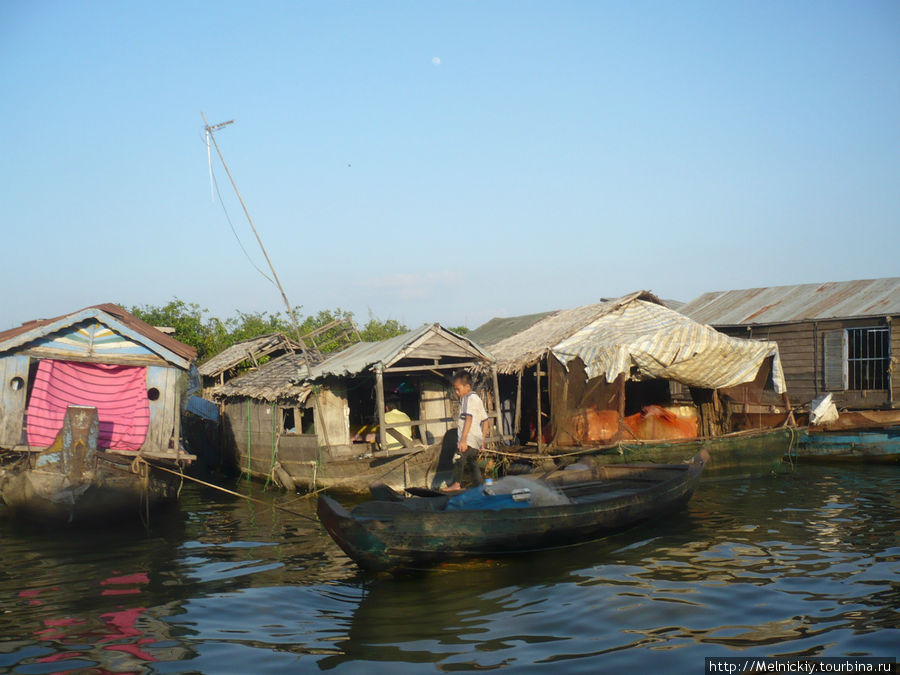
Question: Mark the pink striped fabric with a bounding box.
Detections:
[26,360,150,451]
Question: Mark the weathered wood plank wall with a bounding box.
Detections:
[0,354,29,447]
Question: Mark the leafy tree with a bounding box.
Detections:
[360,317,407,342]
[448,325,470,335]
[129,298,410,362]
[129,299,227,361]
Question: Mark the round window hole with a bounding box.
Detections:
[147,387,160,401]
[10,377,24,391]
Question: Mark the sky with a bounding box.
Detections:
[1,1,898,333]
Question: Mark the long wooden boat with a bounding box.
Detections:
[544,426,796,480]
[0,406,191,524]
[317,451,707,572]
[795,427,900,464]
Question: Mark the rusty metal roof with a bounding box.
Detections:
[680,278,900,326]
[0,303,197,363]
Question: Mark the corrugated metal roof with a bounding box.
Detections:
[211,323,493,401]
[488,291,663,373]
[467,311,559,348]
[198,333,305,377]
[0,303,197,364]
[680,278,900,326]
[307,323,492,379]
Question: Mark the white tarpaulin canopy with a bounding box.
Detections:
[551,299,787,393]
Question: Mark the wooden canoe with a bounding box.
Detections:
[317,451,707,572]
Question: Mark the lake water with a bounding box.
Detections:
[0,462,897,673]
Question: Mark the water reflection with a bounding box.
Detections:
[0,465,896,672]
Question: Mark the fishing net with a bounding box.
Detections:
[483,476,571,507]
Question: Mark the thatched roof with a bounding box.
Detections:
[489,291,662,374]
[307,323,491,379]
[198,333,304,378]
[209,353,312,402]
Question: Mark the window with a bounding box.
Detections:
[282,407,296,433]
[823,326,890,391]
[847,327,889,390]
[281,407,316,435]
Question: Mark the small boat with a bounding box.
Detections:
[795,427,900,464]
[317,451,707,572]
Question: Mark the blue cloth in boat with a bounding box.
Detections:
[445,486,530,511]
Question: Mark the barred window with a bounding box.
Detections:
[846,327,889,390]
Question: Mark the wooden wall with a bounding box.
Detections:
[141,365,181,454]
[893,319,900,407]
[720,315,897,410]
[0,354,29,448]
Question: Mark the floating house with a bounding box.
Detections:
[680,278,900,411]
[0,303,197,522]
[209,323,494,492]
[680,278,900,462]
[471,291,793,478]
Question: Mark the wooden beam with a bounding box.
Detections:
[375,365,386,451]
[382,361,480,374]
[21,348,171,368]
[386,428,418,449]
[383,416,454,428]
[514,369,522,437]
[491,365,502,442]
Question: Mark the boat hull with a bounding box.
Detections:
[795,427,900,464]
[548,427,794,480]
[0,451,183,524]
[318,454,705,572]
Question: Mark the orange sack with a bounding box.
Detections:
[624,405,698,441]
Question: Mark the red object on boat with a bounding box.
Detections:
[624,405,697,441]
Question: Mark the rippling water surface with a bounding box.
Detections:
[0,464,897,673]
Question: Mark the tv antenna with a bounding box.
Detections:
[202,112,311,371]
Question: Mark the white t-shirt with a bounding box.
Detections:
[458,392,489,449]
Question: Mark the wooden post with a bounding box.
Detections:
[375,364,387,451]
[616,372,626,439]
[491,365,502,443]
[536,363,543,453]
[514,369,523,437]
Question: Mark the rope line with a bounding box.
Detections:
[152,463,320,523]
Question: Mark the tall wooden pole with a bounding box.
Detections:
[536,362,543,453]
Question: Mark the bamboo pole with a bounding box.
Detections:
[536,363,543,453]
[202,113,310,374]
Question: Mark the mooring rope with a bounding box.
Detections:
[151,464,320,523]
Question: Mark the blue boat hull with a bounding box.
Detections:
[794,427,900,463]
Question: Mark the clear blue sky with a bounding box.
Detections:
[2,1,898,332]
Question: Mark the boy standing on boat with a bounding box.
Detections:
[442,371,490,492]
